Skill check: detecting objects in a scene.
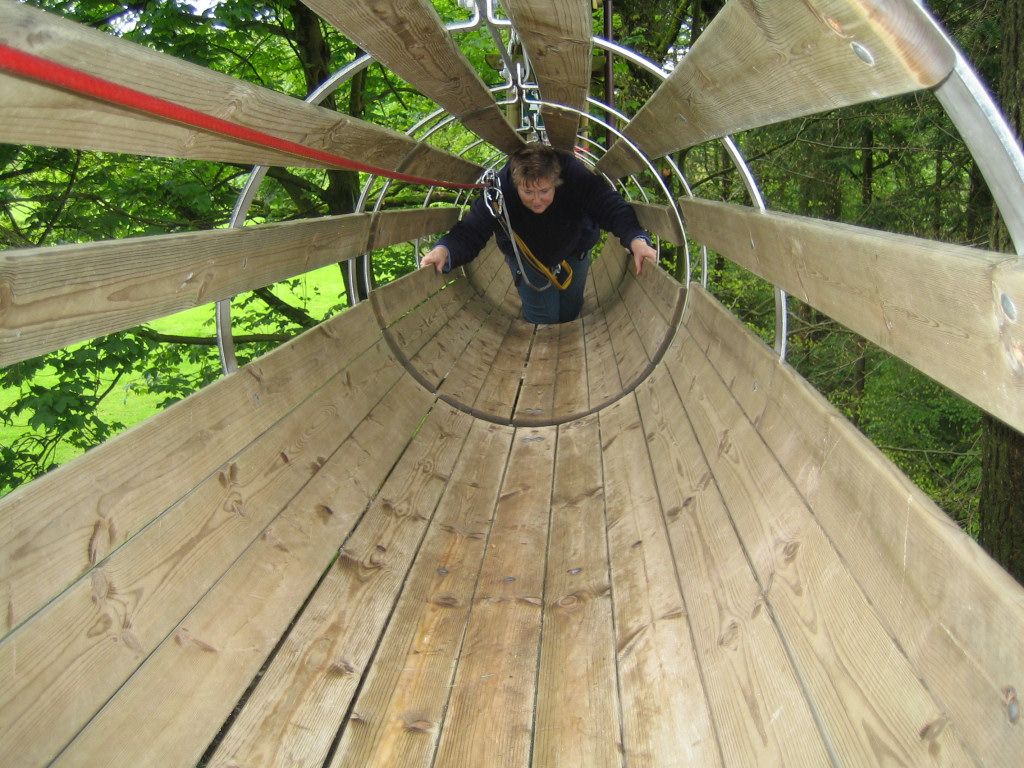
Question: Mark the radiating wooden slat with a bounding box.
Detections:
[432,426,555,767]
[582,302,624,408]
[0,207,459,367]
[593,240,630,310]
[372,252,462,329]
[0,302,379,640]
[409,290,497,386]
[534,415,620,767]
[326,419,513,768]
[599,394,721,766]
[682,197,1024,433]
[380,277,470,361]
[686,284,1024,767]
[2,338,402,766]
[598,0,955,178]
[304,0,523,153]
[581,256,599,315]
[473,318,534,421]
[0,2,482,182]
[202,399,472,768]
[471,248,510,299]
[437,309,513,408]
[501,0,592,150]
[367,207,463,252]
[636,366,832,767]
[496,275,523,316]
[383,276,475,371]
[667,312,974,766]
[617,271,668,363]
[631,202,685,245]
[634,263,685,328]
[603,292,650,390]
[552,320,589,416]
[514,323,559,422]
[57,373,435,768]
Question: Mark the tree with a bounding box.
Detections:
[1,1,370,492]
[978,0,1024,581]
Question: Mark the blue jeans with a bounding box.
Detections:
[508,252,591,324]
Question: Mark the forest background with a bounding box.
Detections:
[2,0,1022,579]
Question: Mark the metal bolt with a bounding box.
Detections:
[1001,292,1018,322]
[851,42,875,65]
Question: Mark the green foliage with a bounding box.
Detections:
[1,332,156,490]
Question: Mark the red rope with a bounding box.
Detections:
[0,43,483,190]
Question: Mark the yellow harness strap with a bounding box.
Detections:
[512,232,574,291]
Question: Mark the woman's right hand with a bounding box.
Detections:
[420,245,449,274]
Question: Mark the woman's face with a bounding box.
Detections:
[515,177,557,214]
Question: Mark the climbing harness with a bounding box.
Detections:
[482,170,574,292]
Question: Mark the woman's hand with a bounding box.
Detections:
[630,237,658,276]
[420,245,450,274]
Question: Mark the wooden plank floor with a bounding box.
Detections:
[190,288,981,768]
[10,279,1009,768]
[12,253,1004,766]
[184,350,847,768]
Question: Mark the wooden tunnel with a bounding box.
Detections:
[1,1,1024,766]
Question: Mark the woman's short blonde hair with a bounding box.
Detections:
[509,143,563,189]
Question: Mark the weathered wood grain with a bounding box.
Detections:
[203,399,472,768]
[0,208,460,367]
[635,262,685,329]
[582,307,623,407]
[636,366,832,767]
[588,242,619,309]
[533,415,620,767]
[368,207,462,254]
[473,318,535,421]
[0,303,379,640]
[581,256,599,315]
[687,284,1024,767]
[58,374,434,768]
[599,394,721,766]
[502,0,592,150]
[602,287,649,391]
[616,271,667,363]
[683,197,1024,433]
[1,339,402,766]
[373,259,458,329]
[432,426,556,767]
[436,309,512,408]
[631,202,685,245]
[382,276,473,365]
[598,0,956,177]
[514,322,559,422]
[326,419,514,768]
[667,311,974,766]
[464,240,506,295]
[304,0,522,153]
[552,320,590,417]
[0,2,482,182]
[408,290,497,386]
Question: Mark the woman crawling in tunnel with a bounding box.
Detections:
[421,142,658,324]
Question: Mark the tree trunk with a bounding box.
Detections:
[851,121,874,427]
[978,0,1024,582]
[288,1,364,306]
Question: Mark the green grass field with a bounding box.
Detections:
[1,264,350,487]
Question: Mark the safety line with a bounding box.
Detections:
[0,43,484,190]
